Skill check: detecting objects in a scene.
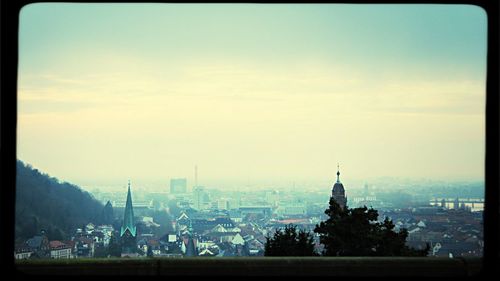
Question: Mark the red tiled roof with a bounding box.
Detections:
[63,240,76,248]
[49,240,69,249]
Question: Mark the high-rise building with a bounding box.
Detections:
[454,197,460,210]
[331,165,347,209]
[276,200,307,216]
[170,178,187,194]
[265,190,280,207]
[363,183,369,197]
[217,198,230,210]
[192,186,209,210]
[121,181,137,256]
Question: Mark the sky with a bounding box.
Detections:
[17,3,487,191]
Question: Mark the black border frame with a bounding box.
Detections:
[1,0,498,278]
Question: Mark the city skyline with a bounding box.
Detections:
[17,4,486,190]
[19,161,483,193]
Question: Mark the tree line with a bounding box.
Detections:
[265,198,429,256]
[15,160,107,243]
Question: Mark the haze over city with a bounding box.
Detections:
[17,4,486,190]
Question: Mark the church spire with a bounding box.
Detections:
[121,180,136,237]
[188,219,194,235]
[185,219,197,257]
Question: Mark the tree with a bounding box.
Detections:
[107,234,122,257]
[15,160,105,241]
[28,216,39,238]
[264,224,317,256]
[151,209,174,236]
[314,198,429,256]
[94,244,108,258]
[47,226,64,241]
[147,245,153,257]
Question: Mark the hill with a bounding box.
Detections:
[15,160,105,242]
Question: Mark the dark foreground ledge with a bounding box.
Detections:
[15,257,482,277]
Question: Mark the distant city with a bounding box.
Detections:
[15,2,486,265]
[15,165,484,259]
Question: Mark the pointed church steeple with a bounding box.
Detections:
[185,219,197,257]
[187,219,194,235]
[185,236,197,257]
[121,180,136,237]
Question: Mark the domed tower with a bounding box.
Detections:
[331,164,347,209]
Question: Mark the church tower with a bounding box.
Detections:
[121,181,137,256]
[184,220,198,257]
[331,164,347,209]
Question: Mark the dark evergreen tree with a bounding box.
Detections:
[94,244,108,258]
[151,209,174,237]
[107,234,122,257]
[167,200,181,219]
[49,227,64,241]
[264,224,317,256]
[314,198,429,256]
[147,245,154,257]
[29,216,39,238]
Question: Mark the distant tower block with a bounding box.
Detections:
[194,165,198,188]
[170,178,187,194]
[331,164,347,209]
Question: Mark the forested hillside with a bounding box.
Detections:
[15,160,105,242]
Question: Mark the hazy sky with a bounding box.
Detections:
[17,3,487,190]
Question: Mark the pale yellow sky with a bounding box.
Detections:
[17,4,486,189]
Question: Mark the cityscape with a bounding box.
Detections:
[14,164,484,259]
[15,3,486,265]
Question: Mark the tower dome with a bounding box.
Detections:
[332,182,345,193]
[331,164,347,209]
[332,165,345,193]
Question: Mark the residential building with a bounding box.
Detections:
[49,241,72,259]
